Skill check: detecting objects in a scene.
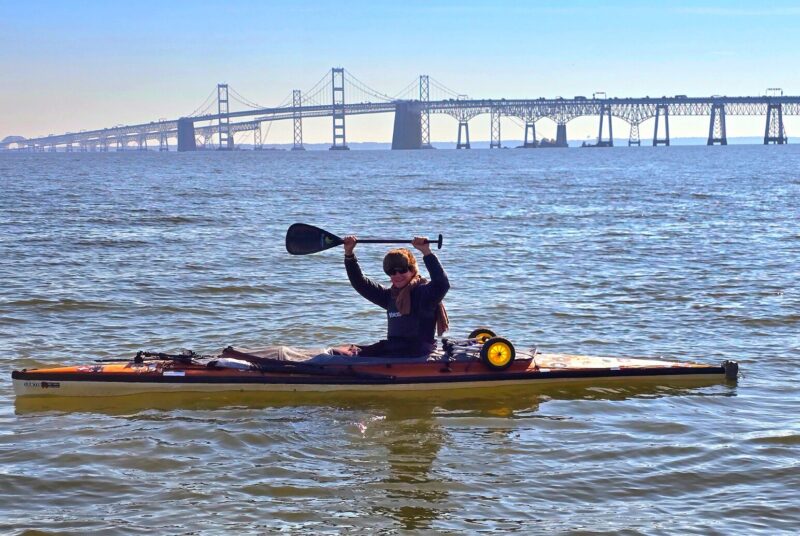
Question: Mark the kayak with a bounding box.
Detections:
[12,335,739,398]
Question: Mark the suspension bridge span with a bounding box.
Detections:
[2,68,797,152]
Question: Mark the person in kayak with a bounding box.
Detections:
[337,235,449,357]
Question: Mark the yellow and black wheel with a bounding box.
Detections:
[468,327,496,344]
[480,337,516,371]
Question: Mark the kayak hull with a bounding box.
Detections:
[12,353,738,398]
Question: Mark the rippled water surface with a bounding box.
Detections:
[1,147,799,534]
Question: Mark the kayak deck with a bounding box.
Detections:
[12,352,739,397]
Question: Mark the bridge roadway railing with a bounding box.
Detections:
[5,97,800,150]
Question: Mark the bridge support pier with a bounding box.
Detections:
[708,103,727,145]
[555,123,568,147]
[391,102,422,149]
[628,122,641,146]
[523,121,537,148]
[177,118,197,152]
[253,126,263,150]
[490,108,502,148]
[764,103,787,144]
[597,104,613,146]
[456,121,470,149]
[653,104,670,146]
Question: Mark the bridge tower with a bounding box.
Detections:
[217,84,232,150]
[292,89,305,151]
[597,104,613,146]
[490,107,502,149]
[420,75,432,149]
[330,68,349,150]
[653,104,670,146]
[764,103,787,144]
[628,122,641,146]
[707,103,727,145]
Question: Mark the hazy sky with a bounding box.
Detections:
[2,1,799,144]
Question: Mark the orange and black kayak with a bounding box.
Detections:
[12,338,738,398]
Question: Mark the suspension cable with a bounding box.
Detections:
[430,77,463,100]
[392,77,420,100]
[228,86,268,109]
[344,69,395,102]
[188,87,219,117]
[301,71,332,106]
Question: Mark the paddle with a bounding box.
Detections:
[286,223,443,255]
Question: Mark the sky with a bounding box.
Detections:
[2,0,800,144]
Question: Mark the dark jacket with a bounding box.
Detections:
[345,253,449,356]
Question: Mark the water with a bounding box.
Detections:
[1,147,799,534]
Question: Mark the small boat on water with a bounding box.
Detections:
[12,331,739,398]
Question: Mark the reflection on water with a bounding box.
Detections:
[13,377,730,416]
[372,403,449,530]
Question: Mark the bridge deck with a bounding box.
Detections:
[5,96,799,149]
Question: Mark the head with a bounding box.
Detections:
[383,248,418,289]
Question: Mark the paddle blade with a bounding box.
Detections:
[285,223,343,255]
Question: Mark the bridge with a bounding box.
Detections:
[2,68,797,152]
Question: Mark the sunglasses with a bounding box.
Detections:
[385,267,409,276]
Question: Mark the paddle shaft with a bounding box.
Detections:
[351,234,443,249]
[357,239,425,243]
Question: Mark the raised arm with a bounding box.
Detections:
[343,235,389,309]
[412,236,450,304]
